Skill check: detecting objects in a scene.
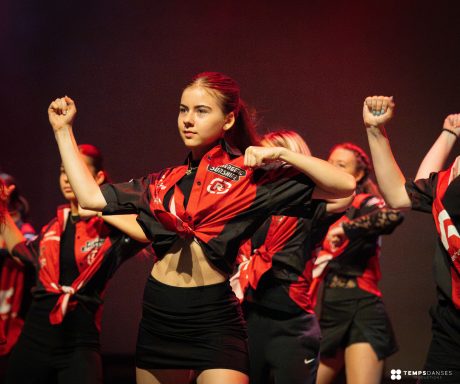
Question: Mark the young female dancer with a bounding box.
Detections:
[316,143,403,384]
[364,97,460,382]
[231,129,351,384]
[1,145,147,384]
[0,173,36,380]
[50,72,356,384]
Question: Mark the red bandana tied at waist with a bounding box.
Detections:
[37,206,111,324]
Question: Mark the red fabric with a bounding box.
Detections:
[148,145,303,246]
[37,205,112,325]
[432,158,460,309]
[0,220,35,355]
[231,216,297,302]
[0,258,24,354]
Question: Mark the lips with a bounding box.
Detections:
[183,130,196,139]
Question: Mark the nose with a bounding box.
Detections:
[182,111,194,128]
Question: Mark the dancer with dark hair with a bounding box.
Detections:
[364,97,460,383]
[50,72,355,384]
[231,129,351,384]
[316,143,403,384]
[1,145,147,384]
[0,173,36,381]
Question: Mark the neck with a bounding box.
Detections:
[191,140,220,161]
[69,200,79,215]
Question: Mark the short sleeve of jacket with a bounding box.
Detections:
[100,175,161,240]
[405,173,437,213]
[256,165,315,217]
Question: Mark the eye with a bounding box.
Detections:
[197,108,208,115]
[179,106,187,114]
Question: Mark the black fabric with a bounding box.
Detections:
[59,216,80,286]
[246,273,303,314]
[163,165,197,211]
[319,295,398,360]
[20,295,100,350]
[5,335,102,384]
[136,276,248,374]
[244,302,320,384]
[422,301,460,383]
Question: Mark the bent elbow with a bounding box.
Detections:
[79,195,103,211]
[338,175,356,198]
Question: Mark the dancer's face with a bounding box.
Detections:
[59,155,99,202]
[328,148,363,181]
[178,85,235,159]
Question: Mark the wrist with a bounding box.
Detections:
[366,125,388,138]
[442,128,458,139]
[53,125,73,140]
[278,147,290,161]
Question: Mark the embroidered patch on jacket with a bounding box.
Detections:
[207,164,246,181]
[207,178,232,194]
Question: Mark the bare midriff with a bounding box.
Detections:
[151,237,227,287]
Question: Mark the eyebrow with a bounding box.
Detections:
[180,103,212,110]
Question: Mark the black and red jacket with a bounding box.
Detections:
[101,141,316,275]
[0,220,35,355]
[231,202,338,313]
[406,166,460,309]
[318,194,403,298]
[11,205,145,339]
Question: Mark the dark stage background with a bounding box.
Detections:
[1,0,460,380]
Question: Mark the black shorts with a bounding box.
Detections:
[319,294,398,360]
[5,333,102,384]
[422,301,460,383]
[244,303,320,384]
[136,276,248,374]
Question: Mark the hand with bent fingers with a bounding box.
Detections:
[363,95,395,128]
[244,146,286,168]
[443,113,460,137]
[326,225,347,250]
[48,96,77,133]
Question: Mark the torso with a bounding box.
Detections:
[152,238,227,286]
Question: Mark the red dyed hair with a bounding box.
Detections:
[78,144,110,183]
[186,72,260,152]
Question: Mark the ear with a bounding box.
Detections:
[223,111,236,132]
[355,169,365,183]
[94,170,106,186]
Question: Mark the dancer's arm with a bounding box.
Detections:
[49,96,107,210]
[244,147,356,199]
[415,114,460,180]
[364,96,412,209]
